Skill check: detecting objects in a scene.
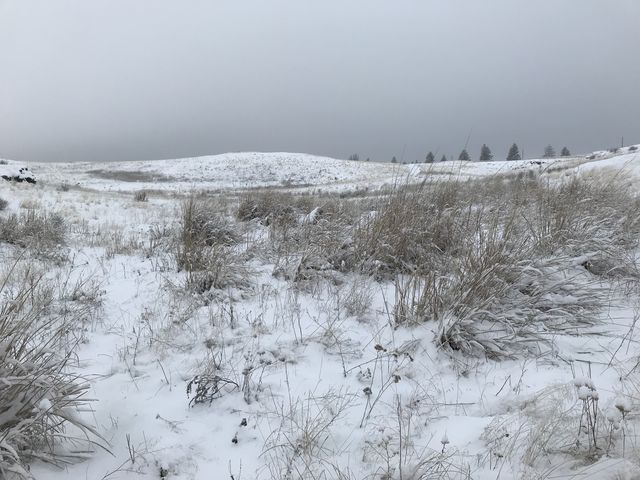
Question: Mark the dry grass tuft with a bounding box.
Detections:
[0,210,66,258]
[176,196,249,293]
[133,190,148,202]
[350,174,640,358]
[0,264,104,477]
[236,190,315,225]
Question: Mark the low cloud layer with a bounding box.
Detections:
[1,0,639,162]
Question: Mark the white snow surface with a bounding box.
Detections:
[28,152,407,193]
[1,147,640,480]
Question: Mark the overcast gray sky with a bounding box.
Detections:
[1,1,639,163]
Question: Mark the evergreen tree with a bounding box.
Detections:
[440,154,447,163]
[543,145,556,158]
[391,156,397,163]
[425,152,435,163]
[560,147,571,157]
[506,143,521,161]
[458,149,470,161]
[479,144,493,161]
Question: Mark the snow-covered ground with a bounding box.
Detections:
[19,153,406,194]
[1,147,640,480]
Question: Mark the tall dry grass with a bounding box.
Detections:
[176,196,249,293]
[0,262,103,478]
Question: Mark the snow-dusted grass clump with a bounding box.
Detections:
[0,262,103,478]
[176,196,250,293]
[0,209,66,259]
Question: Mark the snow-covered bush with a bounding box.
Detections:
[0,164,36,184]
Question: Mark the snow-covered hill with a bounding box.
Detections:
[5,146,635,194]
[26,152,405,193]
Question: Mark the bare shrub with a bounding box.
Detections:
[133,190,148,202]
[187,351,239,406]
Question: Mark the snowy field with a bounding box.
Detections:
[5,148,634,195]
[1,148,640,480]
[22,153,406,194]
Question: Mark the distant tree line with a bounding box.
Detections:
[352,143,572,164]
[418,143,572,163]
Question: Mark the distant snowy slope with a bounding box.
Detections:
[412,146,640,181]
[31,152,407,192]
[413,155,600,178]
[18,145,640,194]
[573,146,640,179]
